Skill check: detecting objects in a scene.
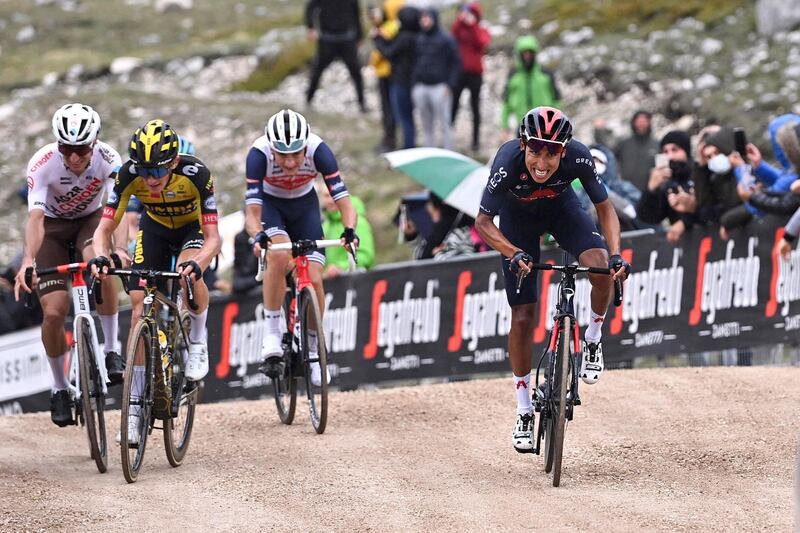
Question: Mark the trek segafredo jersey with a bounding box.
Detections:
[26,142,122,219]
[245,132,349,203]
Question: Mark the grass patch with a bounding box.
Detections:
[231,40,316,93]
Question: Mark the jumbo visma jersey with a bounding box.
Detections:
[103,155,218,229]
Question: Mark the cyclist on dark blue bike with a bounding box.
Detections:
[475,106,630,453]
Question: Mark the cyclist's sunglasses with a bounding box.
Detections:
[522,137,566,156]
[136,166,170,179]
[57,143,93,157]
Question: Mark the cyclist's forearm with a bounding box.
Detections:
[244,204,263,237]
[595,200,621,256]
[336,196,357,229]
[475,213,517,258]
[22,210,45,264]
[92,217,117,259]
[194,232,222,271]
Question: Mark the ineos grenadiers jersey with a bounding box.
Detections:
[244,132,349,204]
[103,155,218,230]
[26,141,122,219]
[479,139,608,216]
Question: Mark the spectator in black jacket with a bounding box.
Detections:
[305,0,366,112]
[232,228,261,295]
[419,192,475,260]
[411,8,461,150]
[637,130,697,244]
[693,126,743,228]
[373,6,420,149]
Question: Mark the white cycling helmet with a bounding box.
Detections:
[52,103,101,145]
[265,109,310,154]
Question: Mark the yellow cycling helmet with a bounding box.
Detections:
[129,119,180,168]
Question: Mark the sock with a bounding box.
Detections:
[513,373,532,414]
[130,365,146,417]
[98,313,119,354]
[188,308,208,344]
[48,351,69,390]
[264,309,282,337]
[585,310,605,344]
[308,331,318,353]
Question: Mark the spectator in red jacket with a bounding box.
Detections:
[451,2,490,153]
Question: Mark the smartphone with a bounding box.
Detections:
[734,128,748,163]
[655,153,669,169]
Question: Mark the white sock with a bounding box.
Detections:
[188,308,208,344]
[98,313,119,354]
[585,310,605,344]
[264,309,282,337]
[48,351,69,390]
[130,365,145,417]
[513,373,532,414]
[308,331,318,353]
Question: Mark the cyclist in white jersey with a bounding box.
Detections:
[14,103,130,427]
[245,109,358,386]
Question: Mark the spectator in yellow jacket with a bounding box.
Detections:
[368,0,404,152]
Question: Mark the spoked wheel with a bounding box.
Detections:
[121,319,154,483]
[299,287,328,434]
[550,316,572,487]
[164,310,198,467]
[274,294,297,424]
[76,316,107,473]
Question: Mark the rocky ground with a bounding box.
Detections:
[1,367,798,531]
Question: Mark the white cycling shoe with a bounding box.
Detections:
[309,360,330,387]
[512,411,534,453]
[115,414,141,445]
[186,343,209,381]
[580,340,604,385]
[262,332,283,359]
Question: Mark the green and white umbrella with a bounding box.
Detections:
[383,148,489,218]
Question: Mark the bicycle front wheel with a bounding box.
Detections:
[300,287,328,434]
[121,319,154,483]
[550,316,571,487]
[76,316,107,473]
[164,310,198,467]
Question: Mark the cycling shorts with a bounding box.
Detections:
[261,189,325,265]
[499,195,606,306]
[36,209,102,296]
[128,214,204,291]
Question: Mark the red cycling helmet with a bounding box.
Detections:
[520,106,573,146]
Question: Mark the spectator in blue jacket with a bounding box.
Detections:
[411,8,461,149]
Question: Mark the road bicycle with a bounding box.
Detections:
[519,253,623,487]
[256,239,349,434]
[106,266,200,483]
[24,262,111,473]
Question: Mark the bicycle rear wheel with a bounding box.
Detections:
[164,310,198,467]
[273,291,297,424]
[76,316,107,473]
[550,316,571,487]
[300,287,328,434]
[121,319,154,483]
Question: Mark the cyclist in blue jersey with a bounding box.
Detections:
[245,109,358,387]
[475,106,630,453]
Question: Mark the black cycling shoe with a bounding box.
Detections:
[50,389,74,427]
[258,355,285,379]
[105,351,125,385]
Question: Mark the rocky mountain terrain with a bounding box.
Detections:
[1,0,799,266]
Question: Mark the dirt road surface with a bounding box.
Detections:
[2,367,798,532]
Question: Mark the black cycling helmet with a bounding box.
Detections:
[520,106,573,145]
[129,119,180,168]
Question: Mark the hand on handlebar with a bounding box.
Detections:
[608,254,631,281]
[13,263,35,301]
[177,260,203,282]
[87,256,112,280]
[251,230,270,256]
[508,250,533,275]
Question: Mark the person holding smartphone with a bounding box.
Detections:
[636,130,697,244]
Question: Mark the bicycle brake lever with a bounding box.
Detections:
[184,274,199,311]
[23,267,34,309]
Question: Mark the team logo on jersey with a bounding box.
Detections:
[30,151,53,172]
[182,164,199,177]
[27,176,34,190]
[520,173,528,181]
[108,190,118,204]
[488,166,507,192]
[165,191,177,198]
[60,176,71,184]
[204,196,217,210]
[99,145,115,164]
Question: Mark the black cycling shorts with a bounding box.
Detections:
[128,214,204,291]
[261,189,325,265]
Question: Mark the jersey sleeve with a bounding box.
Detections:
[26,173,47,213]
[576,151,609,204]
[313,142,350,201]
[479,145,514,216]
[196,168,219,226]
[102,165,134,225]
[245,147,266,206]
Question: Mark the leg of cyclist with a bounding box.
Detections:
[40,290,74,427]
[307,256,329,387]
[260,232,292,377]
[549,196,611,385]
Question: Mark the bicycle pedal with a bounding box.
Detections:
[514,447,536,454]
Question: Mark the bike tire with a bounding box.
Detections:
[274,291,297,425]
[76,316,107,473]
[121,319,154,483]
[551,316,571,487]
[164,310,197,467]
[300,287,328,434]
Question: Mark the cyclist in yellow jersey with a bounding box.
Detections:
[90,119,221,444]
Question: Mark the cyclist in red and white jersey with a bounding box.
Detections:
[245,109,358,386]
[14,103,130,427]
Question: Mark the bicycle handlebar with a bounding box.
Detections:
[515,262,625,307]
[255,239,353,282]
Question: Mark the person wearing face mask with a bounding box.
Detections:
[636,130,697,244]
[692,126,744,234]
